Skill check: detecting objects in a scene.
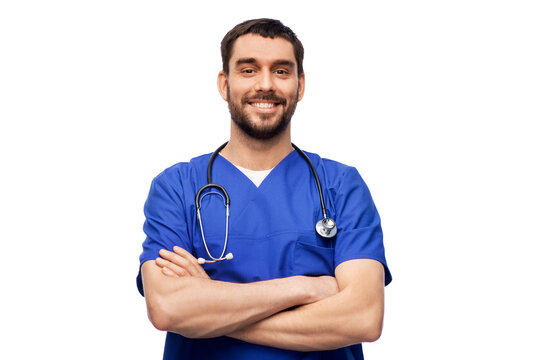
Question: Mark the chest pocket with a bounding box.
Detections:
[292,237,334,276]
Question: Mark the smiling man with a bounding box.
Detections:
[137,18,391,359]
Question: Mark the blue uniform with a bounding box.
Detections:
[137,150,392,359]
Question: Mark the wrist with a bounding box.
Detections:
[291,275,317,304]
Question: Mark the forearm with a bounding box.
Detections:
[142,260,319,338]
[228,260,385,351]
[228,287,380,351]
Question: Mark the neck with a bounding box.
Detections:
[221,123,293,170]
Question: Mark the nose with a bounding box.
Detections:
[254,69,275,92]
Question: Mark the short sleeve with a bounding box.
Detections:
[136,169,192,296]
[333,167,392,286]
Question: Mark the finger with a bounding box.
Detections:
[172,246,206,276]
[173,246,210,279]
[159,249,200,277]
[156,257,189,277]
[159,249,192,271]
[172,246,198,262]
[161,266,179,278]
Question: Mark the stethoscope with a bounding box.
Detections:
[195,142,337,264]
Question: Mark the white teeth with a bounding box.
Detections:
[252,103,275,109]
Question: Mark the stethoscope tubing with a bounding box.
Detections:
[291,143,328,220]
[207,142,229,184]
[196,190,230,263]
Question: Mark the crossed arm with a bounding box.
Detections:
[141,246,385,351]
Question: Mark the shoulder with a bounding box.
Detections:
[145,154,212,206]
[152,153,212,187]
[301,150,357,175]
[302,150,366,191]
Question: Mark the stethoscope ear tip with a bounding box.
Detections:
[197,254,233,264]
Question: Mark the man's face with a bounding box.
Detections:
[218,34,305,140]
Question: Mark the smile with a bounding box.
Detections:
[252,102,276,109]
[247,101,282,113]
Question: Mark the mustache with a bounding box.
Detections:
[241,92,286,105]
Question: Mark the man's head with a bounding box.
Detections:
[218,19,305,141]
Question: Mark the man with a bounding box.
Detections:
[137,18,391,359]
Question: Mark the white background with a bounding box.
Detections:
[1,1,539,359]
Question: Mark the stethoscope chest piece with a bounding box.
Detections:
[316,217,337,238]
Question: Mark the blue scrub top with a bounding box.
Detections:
[137,150,392,360]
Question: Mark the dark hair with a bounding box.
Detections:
[221,18,304,76]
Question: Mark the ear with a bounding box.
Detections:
[217,70,228,101]
[297,72,305,102]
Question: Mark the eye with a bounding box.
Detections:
[275,69,288,75]
[242,68,255,74]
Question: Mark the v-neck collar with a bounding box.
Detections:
[216,149,299,191]
[232,164,273,188]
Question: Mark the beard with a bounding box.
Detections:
[227,85,299,140]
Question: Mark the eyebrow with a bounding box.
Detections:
[273,60,295,68]
[234,58,296,69]
[235,58,257,67]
